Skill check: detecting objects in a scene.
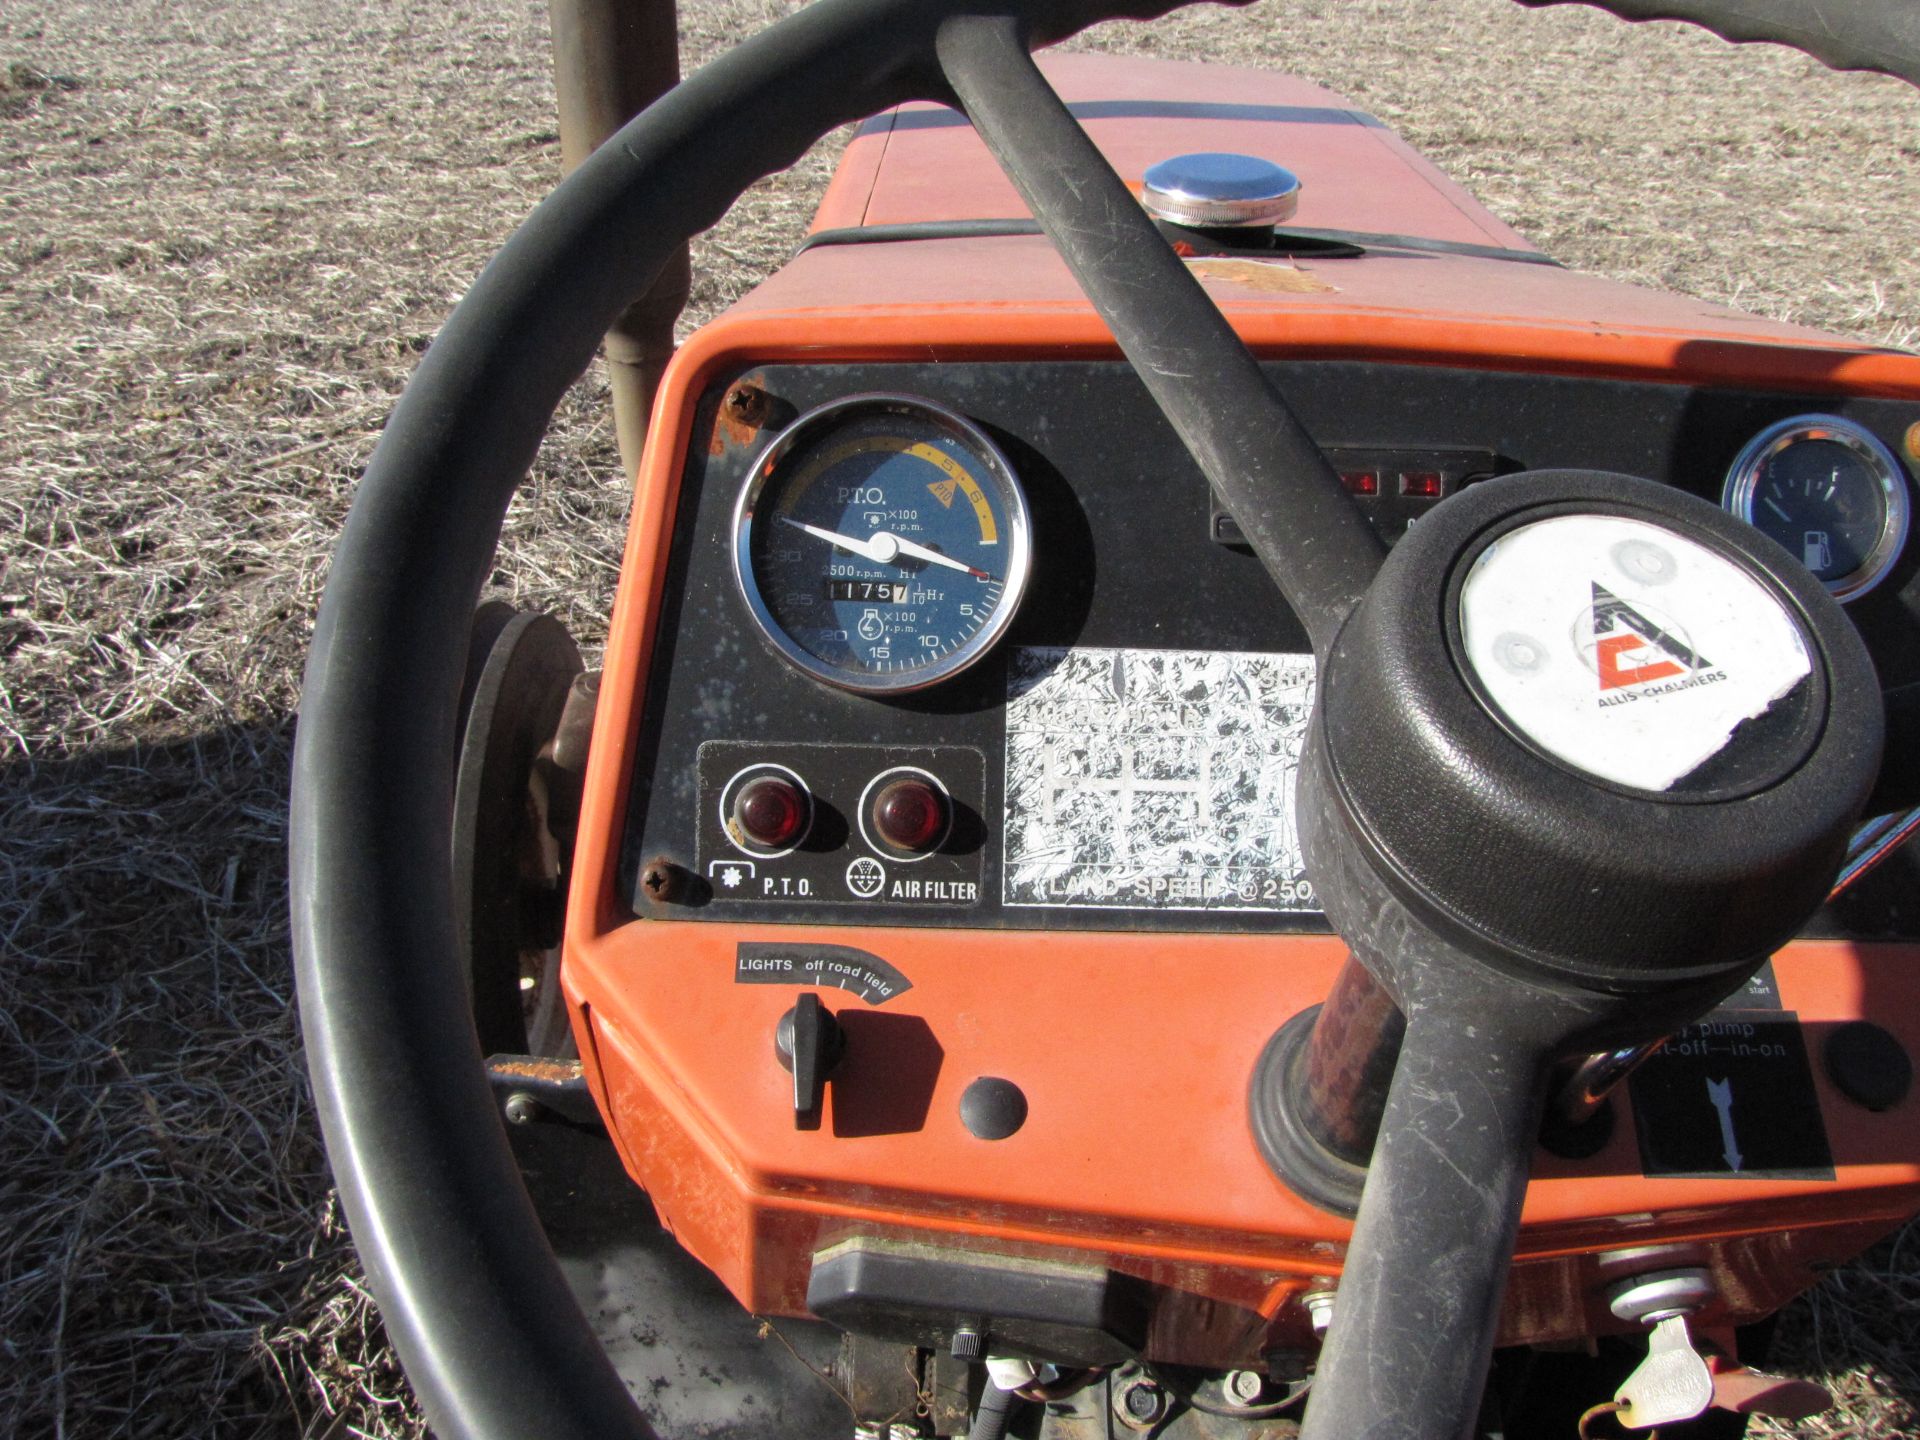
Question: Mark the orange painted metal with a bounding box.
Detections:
[560,53,1920,1358]
[816,55,1535,251]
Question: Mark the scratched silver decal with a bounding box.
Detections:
[1002,647,1318,911]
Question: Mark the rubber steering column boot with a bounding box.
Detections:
[1304,470,1880,998]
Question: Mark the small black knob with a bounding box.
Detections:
[1823,1021,1912,1112]
[960,1076,1028,1140]
[775,993,845,1130]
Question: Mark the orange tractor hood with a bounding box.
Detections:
[713,52,1910,396]
[813,52,1534,248]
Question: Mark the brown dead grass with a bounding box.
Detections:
[1,0,1916,1436]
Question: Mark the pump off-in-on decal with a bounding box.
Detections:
[1002,646,1316,911]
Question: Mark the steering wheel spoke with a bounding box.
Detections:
[937,14,1384,656]
[1302,990,1554,1440]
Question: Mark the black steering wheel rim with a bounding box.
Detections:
[290,6,1259,1436]
[289,2,1917,1437]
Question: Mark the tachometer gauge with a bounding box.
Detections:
[732,394,1033,693]
[1722,414,1911,602]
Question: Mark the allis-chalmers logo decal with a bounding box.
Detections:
[1590,582,1725,707]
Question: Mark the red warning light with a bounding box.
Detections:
[871,777,949,855]
[733,774,810,851]
[1339,469,1380,496]
[1399,471,1444,499]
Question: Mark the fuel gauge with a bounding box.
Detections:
[1723,414,1911,602]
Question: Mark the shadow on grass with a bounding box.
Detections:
[3,722,1917,1438]
[0,721,419,1438]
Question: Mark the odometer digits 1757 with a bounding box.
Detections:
[732,394,1033,693]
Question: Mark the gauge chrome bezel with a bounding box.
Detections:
[1721,413,1911,603]
[731,392,1034,694]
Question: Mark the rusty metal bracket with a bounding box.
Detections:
[487,1054,605,1129]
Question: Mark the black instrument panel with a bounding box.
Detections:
[621,360,1920,935]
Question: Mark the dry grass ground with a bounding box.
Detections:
[1,0,1917,1435]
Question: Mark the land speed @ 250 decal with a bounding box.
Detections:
[1001,646,1317,912]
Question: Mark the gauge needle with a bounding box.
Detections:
[779,516,992,579]
[778,516,871,555]
[886,533,992,579]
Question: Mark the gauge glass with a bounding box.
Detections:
[732,394,1033,692]
[1722,414,1910,602]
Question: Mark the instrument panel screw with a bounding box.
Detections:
[640,856,686,904]
[724,381,769,429]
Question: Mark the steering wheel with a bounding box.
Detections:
[288,2,1920,1437]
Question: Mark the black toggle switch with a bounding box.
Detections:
[775,993,846,1130]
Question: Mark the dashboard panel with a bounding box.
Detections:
[622,360,1920,936]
